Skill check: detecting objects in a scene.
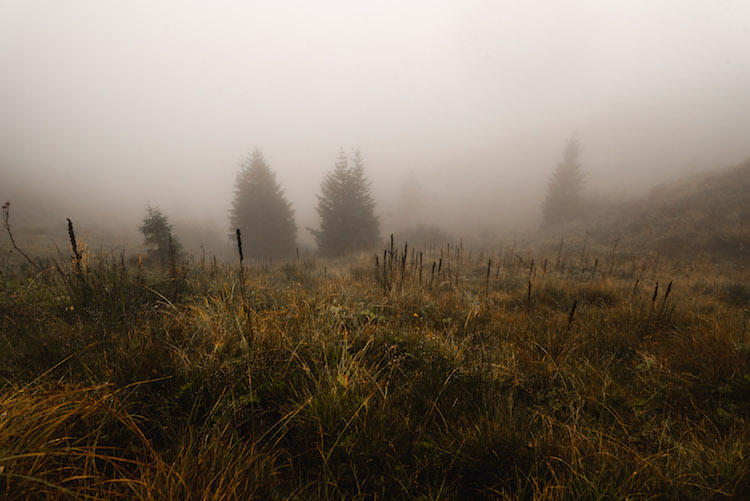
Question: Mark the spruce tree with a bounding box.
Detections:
[229,149,297,259]
[311,149,380,256]
[542,135,587,226]
[139,203,181,265]
[348,149,381,249]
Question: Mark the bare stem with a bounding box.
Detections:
[2,202,42,272]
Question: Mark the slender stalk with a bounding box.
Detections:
[566,300,578,334]
[485,259,491,296]
[236,229,253,345]
[2,202,42,272]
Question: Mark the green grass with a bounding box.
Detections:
[1,247,749,499]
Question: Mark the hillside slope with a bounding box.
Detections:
[589,158,750,260]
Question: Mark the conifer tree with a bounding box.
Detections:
[348,149,381,249]
[311,149,380,256]
[139,203,181,265]
[229,149,297,259]
[542,135,587,226]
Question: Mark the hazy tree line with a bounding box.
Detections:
[140,139,586,262]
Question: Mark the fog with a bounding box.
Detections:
[2,1,749,252]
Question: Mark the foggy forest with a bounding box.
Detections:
[2,1,750,499]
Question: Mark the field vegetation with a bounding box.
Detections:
[2,225,749,499]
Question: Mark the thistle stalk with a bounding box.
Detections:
[236,229,253,345]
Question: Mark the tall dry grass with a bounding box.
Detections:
[1,236,749,498]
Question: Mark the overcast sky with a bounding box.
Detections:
[1,0,749,244]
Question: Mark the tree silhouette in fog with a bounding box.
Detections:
[543,135,587,226]
[229,149,297,259]
[140,203,181,265]
[311,149,380,256]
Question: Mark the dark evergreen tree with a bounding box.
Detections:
[311,149,350,256]
[542,135,587,226]
[139,203,181,265]
[311,149,380,256]
[347,149,381,249]
[229,149,297,259]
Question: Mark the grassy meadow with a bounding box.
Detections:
[1,236,750,499]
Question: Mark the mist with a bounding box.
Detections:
[2,0,749,254]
